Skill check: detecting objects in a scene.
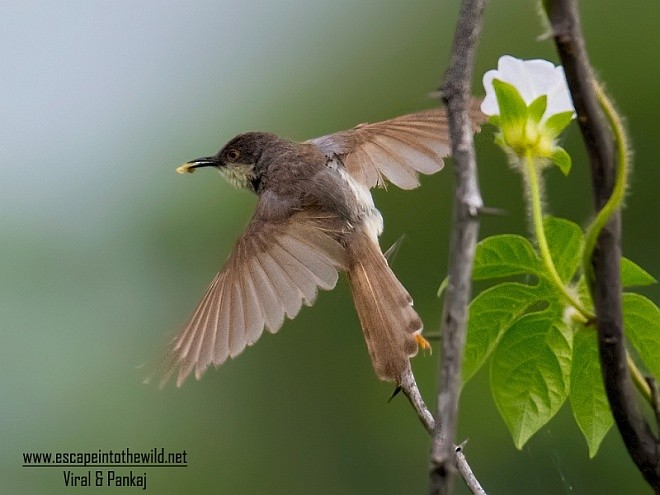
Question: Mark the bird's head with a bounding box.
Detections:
[177,132,279,190]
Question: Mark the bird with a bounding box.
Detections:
[164,101,484,387]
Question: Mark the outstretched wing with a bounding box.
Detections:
[308,99,484,189]
[167,207,347,386]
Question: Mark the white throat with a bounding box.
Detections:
[219,163,255,190]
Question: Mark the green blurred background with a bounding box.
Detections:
[2,1,658,493]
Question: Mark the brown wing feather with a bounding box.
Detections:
[168,210,347,386]
[308,99,485,189]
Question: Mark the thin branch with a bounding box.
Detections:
[455,442,487,495]
[431,0,486,494]
[399,364,436,433]
[398,367,487,495]
[546,0,660,489]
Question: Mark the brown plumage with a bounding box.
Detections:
[345,232,422,381]
[164,100,485,386]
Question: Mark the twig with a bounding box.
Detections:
[455,441,487,495]
[399,364,436,434]
[431,0,486,494]
[546,0,660,489]
[397,369,486,495]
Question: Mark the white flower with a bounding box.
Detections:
[481,55,574,122]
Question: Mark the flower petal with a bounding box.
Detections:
[499,56,536,103]
[544,66,575,119]
[482,55,575,122]
[481,69,501,116]
[523,59,560,101]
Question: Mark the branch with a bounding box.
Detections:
[398,366,486,495]
[399,364,436,434]
[647,377,660,432]
[455,442,487,495]
[431,0,486,494]
[546,0,660,489]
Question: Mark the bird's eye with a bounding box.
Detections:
[226,149,240,162]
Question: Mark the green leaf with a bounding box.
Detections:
[550,147,572,176]
[623,293,660,378]
[488,115,501,127]
[492,79,527,126]
[463,283,540,384]
[472,235,541,280]
[570,328,613,457]
[621,258,657,287]
[491,312,572,449]
[528,95,548,123]
[544,110,575,137]
[543,216,584,283]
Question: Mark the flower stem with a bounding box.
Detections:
[581,80,629,284]
[522,152,593,319]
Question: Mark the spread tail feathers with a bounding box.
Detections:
[347,232,424,383]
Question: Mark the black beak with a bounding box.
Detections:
[176,156,220,174]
